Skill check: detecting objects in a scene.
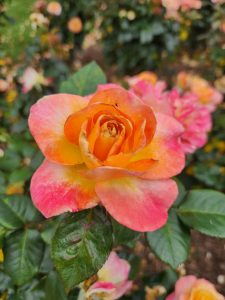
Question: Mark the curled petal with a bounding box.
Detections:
[89,87,157,145]
[28,94,87,165]
[30,160,99,218]
[86,282,116,298]
[95,176,178,232]
[98,251,130,284]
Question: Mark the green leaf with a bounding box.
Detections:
[45,271,67,300]
[0,271,12,291]
[3,229,44,285]
[178,190,225,238]
[147,210,190,269]
[40,218,61,244]
[0,226,7,247]
[0,195,43,230]
[112,218,140,246]
[51,210,113,291]
[59,61,106,96]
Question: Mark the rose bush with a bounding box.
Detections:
[28,84,185,232]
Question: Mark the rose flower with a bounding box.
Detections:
[28,85,185,232]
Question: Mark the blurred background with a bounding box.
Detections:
[0,0,225,298]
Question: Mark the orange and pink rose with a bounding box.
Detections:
[29,85,185,232]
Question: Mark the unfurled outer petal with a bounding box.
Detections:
[28,94,88,165]
[98,252,130,284]
[95,176,178,232]
[30,160,99,218]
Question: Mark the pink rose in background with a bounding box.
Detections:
[162,0,202,17]
[177,72,223,112]
[20,67,51,93]
[78,252,132,300]
[168,89,212,153]
[181,0,202,10]
[128,75,212,154]
[166,275,224,300]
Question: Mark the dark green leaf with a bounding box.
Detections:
[51,210,113,290]
[40,218,60,244]
[147,210,190,269]
[0,226,7,247]
[0,195,43,230]
[45,271,67,300]
[0,271,12,291]
[59,61,106,96]
[178,190,225,238]
[3,229,44,285]
[112,218,140,246]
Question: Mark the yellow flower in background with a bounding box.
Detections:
[6,90,18,103]
[179,28,189,41]
[6,182,24,195]
[0,249,4,263]
[0,292,7,300]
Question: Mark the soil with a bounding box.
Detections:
[186,231,225,295]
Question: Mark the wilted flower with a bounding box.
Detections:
[166,275,224,300]
[67,17,83,33]
[29,84,185,232]
[30,12,49,29]
[20,67,50,93]
[78,252,132,300]
[177,72,223,112]
[46,1,62,16]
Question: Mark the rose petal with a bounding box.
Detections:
[30,160,99,218]
[28,94,87,165]
[86,282,116,297]
[166,292,175,300]
[132,113,185,179]
[96,176,178,232]
[89,87,157,144]
[175,275,196,297]
[98,252,130,284]
[112,281,133,299]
